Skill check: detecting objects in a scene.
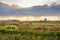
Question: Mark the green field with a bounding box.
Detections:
[0,21,60,40]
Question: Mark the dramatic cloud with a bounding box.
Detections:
[0,0,60,7]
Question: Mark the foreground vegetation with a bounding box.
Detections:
[0,20,60,40]
[0,29,60,40]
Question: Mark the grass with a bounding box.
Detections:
[0,21,60,40]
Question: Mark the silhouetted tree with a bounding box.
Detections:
[44,18,47,22]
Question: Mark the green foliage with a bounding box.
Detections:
[0,29,60,40]
[0,21,60,40]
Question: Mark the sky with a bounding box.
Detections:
[0,0,60,8]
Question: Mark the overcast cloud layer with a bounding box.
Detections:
[0,0,60,7]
